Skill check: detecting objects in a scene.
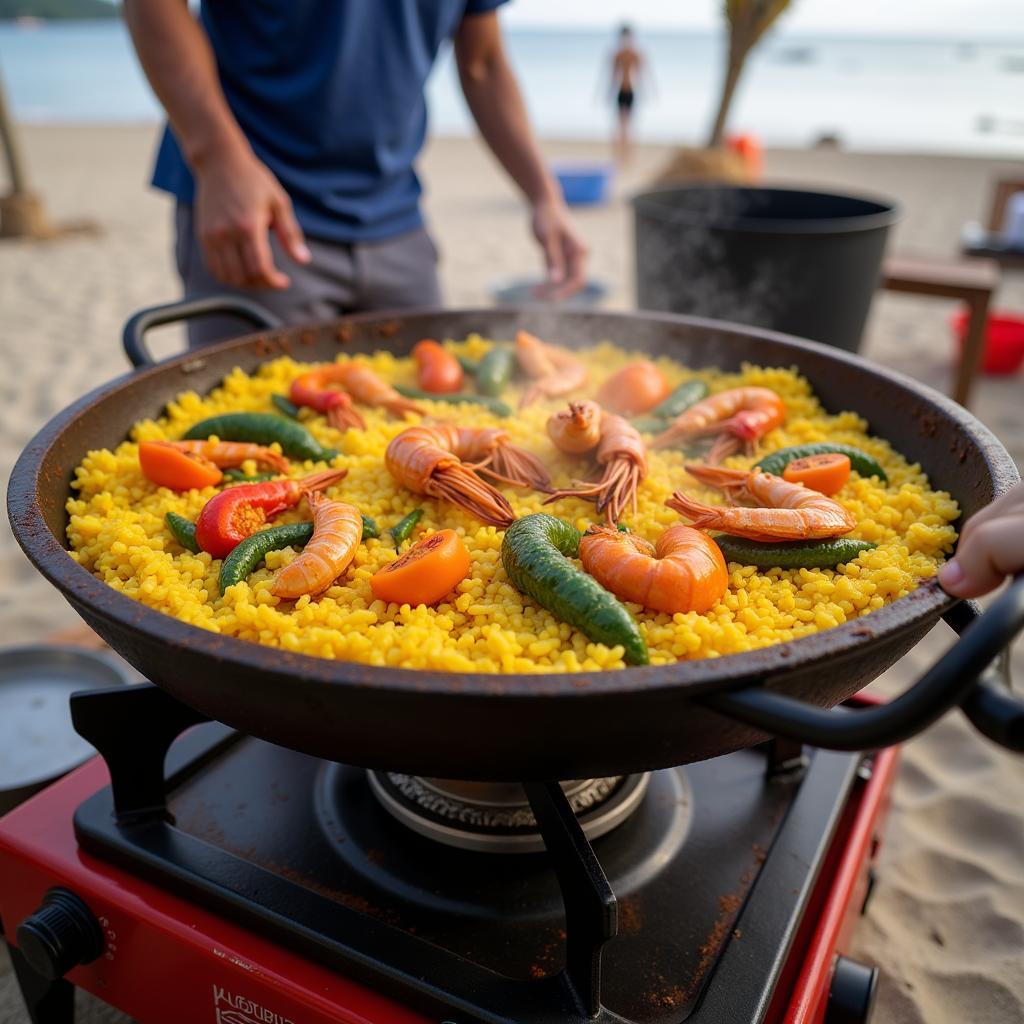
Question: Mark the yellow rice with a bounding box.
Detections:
[66,337,960,673]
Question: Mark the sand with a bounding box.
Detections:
[1,124,1023,1022]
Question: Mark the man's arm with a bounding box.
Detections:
[454,12,587,297]
[123,0,308,289]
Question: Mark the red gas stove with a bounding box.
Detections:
[0,684,897,1024]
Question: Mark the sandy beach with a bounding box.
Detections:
[1,124,1023,1022]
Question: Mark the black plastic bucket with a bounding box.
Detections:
[632,186,900,352]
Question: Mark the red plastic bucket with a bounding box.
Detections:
[951,308,1024,375]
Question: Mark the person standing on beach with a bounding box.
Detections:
[124,2,587,347]
[609,24,645,165]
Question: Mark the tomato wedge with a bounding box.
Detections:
[139,441,223,491]
[370,529,471,606]
[782,452,851,495]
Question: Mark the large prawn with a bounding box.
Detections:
[579,523,728,615]
[290,362,423,430]
[271,494,363,599]
[651,387,785,462]
[386,424,550,528]
[666,464,856,542]
[516,330,588,408]
[158,440,290,473]
[544,401,648,524]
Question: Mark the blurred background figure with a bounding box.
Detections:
[608,23,646,165]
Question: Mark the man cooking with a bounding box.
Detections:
[124,1,587,347]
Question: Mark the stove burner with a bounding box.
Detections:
[366,772,651,852]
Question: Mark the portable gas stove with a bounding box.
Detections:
[0,683,896,1024]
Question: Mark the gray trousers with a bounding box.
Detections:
[174,204,443,348]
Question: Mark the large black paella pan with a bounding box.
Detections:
[8,299,1024,779]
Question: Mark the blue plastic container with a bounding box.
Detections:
[552,162,613,207]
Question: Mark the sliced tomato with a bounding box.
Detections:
[782,453,851,495]
[139,441,223,491]
[370,529,471,607]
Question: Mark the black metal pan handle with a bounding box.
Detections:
[702,574,1024,752]
[122,295,282,369]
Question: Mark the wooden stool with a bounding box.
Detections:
[881,253,1000,408]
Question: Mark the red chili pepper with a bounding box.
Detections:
[194,469,346,559]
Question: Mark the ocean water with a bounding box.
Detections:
[1,20,1023,155]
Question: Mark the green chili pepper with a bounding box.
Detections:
[222,469,279,483]
[475,345,517,397]
[456,354,480,376]
[271,393,301,419]
[165,512,199,553]
[501,513,648,665]
[390,508,424,545]
[219,522,314,594]
[184,412,336,462]
[360,514,381,540]
[631,417,670,434]
[392,384,511,417]
[649,380,709,420]
[714,534,878,570]
[756,443,888,483]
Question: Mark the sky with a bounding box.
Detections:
[501,0,1024,38]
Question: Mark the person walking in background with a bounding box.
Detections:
[123,1,587,348]
[609,24,646,165]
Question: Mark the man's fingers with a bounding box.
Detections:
[271,193,311,266]
[542,228,566,287]
[240,225,290,290]
[939,515,1024,598]
[555,234,588,298]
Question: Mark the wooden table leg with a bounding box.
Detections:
[954,292,991,408]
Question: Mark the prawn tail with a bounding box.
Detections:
[385,397,425,419]
[683,463,747,489]
[650,421,696,450]
[519,383,543,410]
[426,464,516,528]
[706,432,742,464]
[665,491,722,530]
[327,402,366,431]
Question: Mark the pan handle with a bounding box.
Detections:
[122,295,282,368]
[701,574,1024,752]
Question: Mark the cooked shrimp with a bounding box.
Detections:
[516,330,588,408]
[289,362,423,430]
[666,464,856,542]
[334,363,423,419]
[545,403,648,523]
[289,366,366,431]
[386,424,549,527]
[651,387,785,462]
[579,523,728,615]
[271,494,363,599]
[162,440,290,474]
[546,400,602,453]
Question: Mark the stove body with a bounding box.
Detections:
[0,687,897,1024]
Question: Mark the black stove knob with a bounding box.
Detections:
[15,888,105,981]
[824,956,879,1024]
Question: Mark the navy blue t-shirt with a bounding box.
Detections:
[152,0,506,243]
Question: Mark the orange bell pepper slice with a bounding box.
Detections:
[370,529,471,606]
[139,441,223,491]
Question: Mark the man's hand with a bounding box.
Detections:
[194,148,311,290]
[531,197,588,299]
